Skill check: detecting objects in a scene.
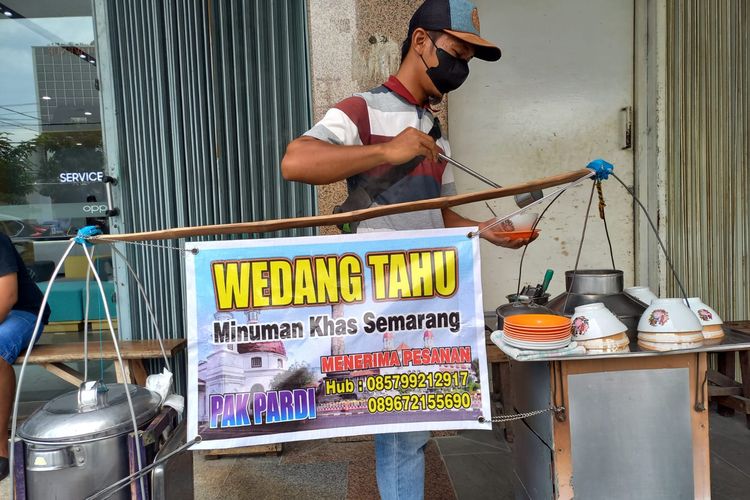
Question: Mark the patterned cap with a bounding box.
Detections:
[408,0,502,61]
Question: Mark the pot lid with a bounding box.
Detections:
[496,299,552,318]
[564,269,624,295]
[548,291,647,319]
[18,382,161,444]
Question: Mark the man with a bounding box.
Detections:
[282,0,534,497]
[0,234,50,481]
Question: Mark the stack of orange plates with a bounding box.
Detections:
[502,314,572,350]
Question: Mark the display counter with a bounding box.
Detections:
[492,327,750,499]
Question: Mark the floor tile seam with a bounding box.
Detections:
[450,435,511,452]
[340,464,350,500]
[709,428,750,440]
[224,456,284,476]
[432,437,510,451]
[218,468,234,489]
[437,452,459,500]
[281,458,353,465]
[711,451,750,480]
[435,444,509,454]
[439,450,510,457]
[278,441,327,461]
[281,451,371,464]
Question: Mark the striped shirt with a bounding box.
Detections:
[304,76,456,232]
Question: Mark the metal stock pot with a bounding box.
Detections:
[547,269,647,341]
[496,296,553,330]
[18,381,161,500]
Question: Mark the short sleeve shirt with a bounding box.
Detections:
[0,234,51,324]
[304,76,456,232]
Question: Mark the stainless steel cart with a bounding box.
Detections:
[495,328,750,499]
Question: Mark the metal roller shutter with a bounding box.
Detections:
[94,0,315,391]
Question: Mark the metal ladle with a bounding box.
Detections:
[438,152,543,208]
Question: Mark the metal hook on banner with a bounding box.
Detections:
[478,406,565,424]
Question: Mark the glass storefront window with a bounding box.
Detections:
[0,0,109,242]
[0,1,120,396]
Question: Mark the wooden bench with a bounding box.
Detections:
[16,339,186,386]
[708,321,750,429]
[44,318,119,334]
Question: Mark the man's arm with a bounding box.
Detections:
[442,208,537,250]
[0,273,18,324]
[281,128,442,185]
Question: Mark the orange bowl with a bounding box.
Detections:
[504,326,570,338]
[504,314,571,329]
[504,331,570,341]
[496,229,540,241]
[503,326,570,337]
[504,324,570,334]
[503,321,570,330]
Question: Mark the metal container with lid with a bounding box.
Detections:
[496,296,554,330]
[18,381,161,500]
[547,269,647,341]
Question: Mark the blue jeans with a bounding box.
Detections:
[0,310,41,364]
[375,431,431,500]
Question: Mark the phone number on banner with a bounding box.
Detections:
[362,371,469,392]
[367,392,472,413]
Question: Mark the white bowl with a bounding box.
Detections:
[638,331,705,343]
[579,331,630,352]
[624,286,659,305]
[570,303,627,341]
[683,297,723,326]
[499,212,539,232]
[637,339,704,352]
[703,336,724,345]
[702,326,725,340]
[637,298,702,333]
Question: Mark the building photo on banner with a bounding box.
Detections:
[186,228,491,449]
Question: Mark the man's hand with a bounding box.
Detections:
[478,218,539,249]
[281,127,442,185]
[379,127,442,165]
[442,210,539,250]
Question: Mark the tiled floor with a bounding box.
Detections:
[189,408,750,500]
[192,436,456,500]
[434,429,515,500]
[2,408,749,498]
[707,410,750,499]
[440,410,750,500]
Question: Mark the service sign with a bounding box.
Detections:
[185,228,491,449]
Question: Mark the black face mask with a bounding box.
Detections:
[420,36,470,95]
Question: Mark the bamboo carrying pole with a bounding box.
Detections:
[93,168,592,243]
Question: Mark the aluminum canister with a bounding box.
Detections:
[18,381,161,500]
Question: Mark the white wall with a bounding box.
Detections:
[448,0,636,311]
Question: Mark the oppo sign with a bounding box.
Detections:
[83,204,108,214]
[59,171,105,183]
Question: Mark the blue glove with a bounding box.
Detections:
[586,159,614,180]
[75,225,103,247]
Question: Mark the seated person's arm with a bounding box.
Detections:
[0,272,18,324]
[281,128,441,185]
